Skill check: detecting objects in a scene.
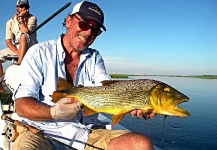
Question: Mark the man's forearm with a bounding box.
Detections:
[6,40,19,55]
[17,12,29,33]
[15,97,52,121]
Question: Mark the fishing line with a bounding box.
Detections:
[161,115,167,142]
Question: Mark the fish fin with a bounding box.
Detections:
[83,106,98,116]
[51,91,67,103]
[100,80,119,86]
[57,77,74,91]
[111,113,125,126]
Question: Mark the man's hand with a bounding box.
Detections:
[50,98,83,120]
[19,10,29,17]
[130,109,155,120]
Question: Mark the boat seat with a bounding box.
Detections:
[4,55,19,61]
[3,55,18,65]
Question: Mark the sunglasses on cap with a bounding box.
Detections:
[74,15,102,36]
[19,4,29,9]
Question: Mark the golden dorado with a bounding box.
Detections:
[51,77,190,126]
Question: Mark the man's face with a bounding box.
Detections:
[16,4,29,15]
[65,14,101,52]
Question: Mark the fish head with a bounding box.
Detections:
[149,82,190,117]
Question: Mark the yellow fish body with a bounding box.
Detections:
[51,77,190,126]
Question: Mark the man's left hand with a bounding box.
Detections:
[130,109,155,120]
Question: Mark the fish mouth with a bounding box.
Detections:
[150,83,190,117]
[175,93,189,105]
[159,104,190,117]
[170,96,190,117]
[172,107,190,117]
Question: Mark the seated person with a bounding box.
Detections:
[11,1,154,150]
[0,0,37,92]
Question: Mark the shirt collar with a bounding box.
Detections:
[56,35,65,61]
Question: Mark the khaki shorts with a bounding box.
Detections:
[85,129,129,150]
[12,126,53,150]
[12,126,128,150]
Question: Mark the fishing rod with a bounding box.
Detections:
[1,114,77,150]
[29,2,71,35]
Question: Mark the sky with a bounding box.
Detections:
[0,0,216,75]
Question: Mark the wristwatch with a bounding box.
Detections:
[18,16,24,24]
[18,16,24,19]
[19,21,24,25]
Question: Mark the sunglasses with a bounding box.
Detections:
[19,4,29,9]
[74,15,102,36]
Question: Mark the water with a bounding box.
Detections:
[106,76,217,150]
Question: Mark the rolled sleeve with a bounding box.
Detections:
[27,16,37,43]
[27,16,37,31]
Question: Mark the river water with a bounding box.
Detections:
[105,76,217,150]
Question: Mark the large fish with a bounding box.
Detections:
[51,77,190,126]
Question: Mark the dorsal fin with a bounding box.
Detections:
[100,80,119,86]
[57,77,73,91]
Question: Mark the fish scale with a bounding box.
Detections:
[51,77,190,126]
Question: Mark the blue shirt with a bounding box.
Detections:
[12,35,111,149]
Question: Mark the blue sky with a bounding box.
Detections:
[0,0,216,75]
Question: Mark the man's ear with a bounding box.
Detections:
[65,16,72,28]
[15,5,19,11]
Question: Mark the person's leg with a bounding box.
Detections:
[85,129,153,150]
[108,132,153,150]
[17,33,28,65]
[12,126,54,150]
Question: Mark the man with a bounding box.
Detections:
[0,0,37,92]
[11,1,154,150]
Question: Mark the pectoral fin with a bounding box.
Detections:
[51,91,67,103]
[83,106,98,116]
[112,113,125,126]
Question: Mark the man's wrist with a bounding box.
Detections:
[18,15,25,24]
[19,21,24,25]
[18,15,24,19]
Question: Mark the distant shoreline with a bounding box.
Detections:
[109,74,217,79]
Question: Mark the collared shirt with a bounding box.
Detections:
[12,35,111,150]
[5,14,37,44]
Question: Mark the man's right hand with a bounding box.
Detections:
[19,10,29,17]
[50,98,83,120]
